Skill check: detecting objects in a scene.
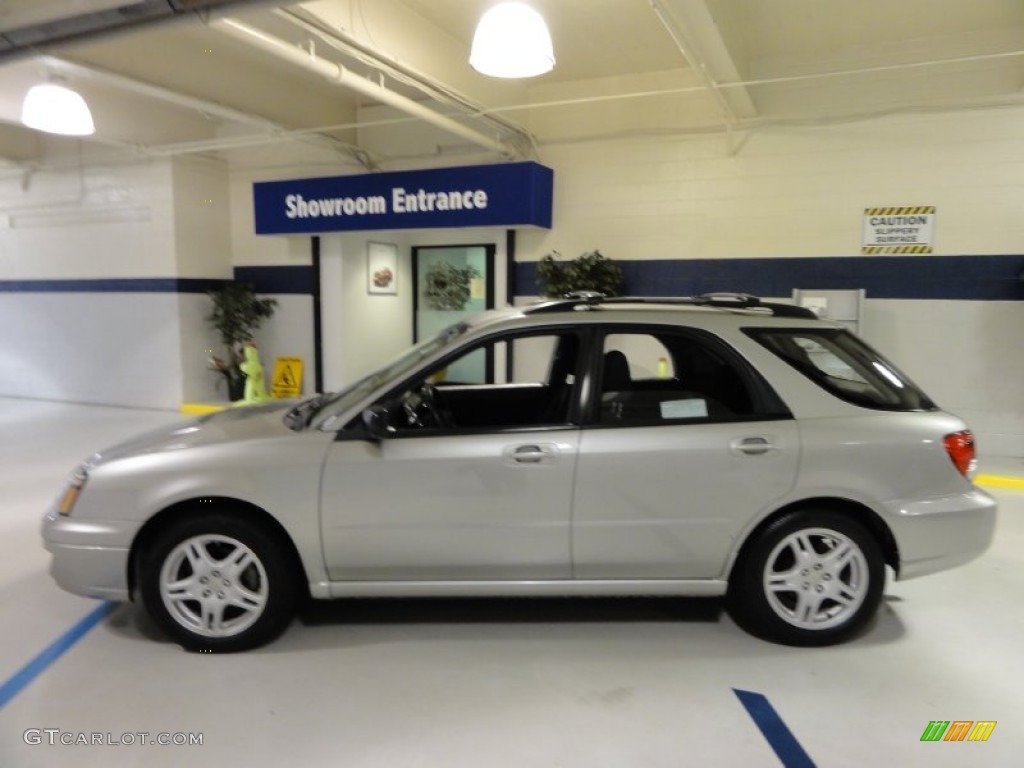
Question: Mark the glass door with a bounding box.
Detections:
[413,244,495,384]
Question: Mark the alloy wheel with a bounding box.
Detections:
[159,534,269,638]
[761,527,870,630]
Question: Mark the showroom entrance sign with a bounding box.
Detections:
[253,162,553,234]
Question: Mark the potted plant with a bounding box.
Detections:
[206,282,277,400]
[536,249,625,298]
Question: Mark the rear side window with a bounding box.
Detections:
[592,329,787,425]
[746,328,936,411]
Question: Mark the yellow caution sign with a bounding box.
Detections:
[862,205,935,254]
[271,357,303,399]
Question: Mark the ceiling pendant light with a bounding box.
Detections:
[470,2,555,79]
[21,81,95,136]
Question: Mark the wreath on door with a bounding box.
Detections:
[423,262,480,311]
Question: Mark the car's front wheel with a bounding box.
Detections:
[139,513,298,652]
[727,510,885,646]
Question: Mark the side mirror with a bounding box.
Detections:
[362,405,396,440]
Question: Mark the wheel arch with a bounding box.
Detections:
[127,496,309,601]
[726,496,900,582]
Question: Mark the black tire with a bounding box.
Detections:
[139,513,298,653]
[727,510,885,646]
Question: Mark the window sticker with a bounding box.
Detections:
[660,399,708,419]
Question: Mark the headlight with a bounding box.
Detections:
[56,465,89,516]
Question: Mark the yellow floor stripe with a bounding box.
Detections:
[180,403,229,415]
[975,474,1024,490]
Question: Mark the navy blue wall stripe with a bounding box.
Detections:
[734,688,816,768]
[233,265,313,295]
[3,257,1022,300]
[0,601,115,710]
[0,267,313,295]
[517,255,1024,301]
[0,277,225,294]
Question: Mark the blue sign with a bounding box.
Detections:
[253,162,553,234]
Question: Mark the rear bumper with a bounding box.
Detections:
[41,511,137,601]
[885,487,997,580]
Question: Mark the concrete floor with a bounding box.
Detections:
[0,397,1020,767]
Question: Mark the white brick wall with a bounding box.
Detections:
[519,105,1024,261]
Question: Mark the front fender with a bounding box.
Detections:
[74,430,336,589]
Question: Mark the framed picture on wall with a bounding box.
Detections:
[367,241,398,295]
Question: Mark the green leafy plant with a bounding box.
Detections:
[206,282,277,398]
[423,262,480,311]
[536,250,625,298]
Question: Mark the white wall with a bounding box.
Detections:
[0,292,183,409]
[519,105,1024,260]
[172,157,232,278]
[0,157,175,278]
[0,157,184,408]
[320,230,413,390]
[0,155,239,409]
[172,157,233,404]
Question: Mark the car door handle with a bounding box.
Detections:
[508,444,555,464]
[730,436,775,456]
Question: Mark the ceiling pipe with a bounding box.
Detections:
[275,7,535,157]
[212,17,517,159]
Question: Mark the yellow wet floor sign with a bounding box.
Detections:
[271,357,303,398]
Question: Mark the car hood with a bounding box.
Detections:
[88,401,297,467]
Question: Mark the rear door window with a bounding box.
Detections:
[746,328,936,411]
[591,328,789,426]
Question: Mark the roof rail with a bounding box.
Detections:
[523,292,817,319]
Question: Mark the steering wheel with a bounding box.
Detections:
[401,383,451,429]
[416,383,451,428]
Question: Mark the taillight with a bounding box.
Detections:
[944,431,977,477]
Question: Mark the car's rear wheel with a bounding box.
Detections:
[139,514,297,652]
[727,510,885,646]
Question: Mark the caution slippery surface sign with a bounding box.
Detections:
[862,206,935,254]
[271,357,303,399]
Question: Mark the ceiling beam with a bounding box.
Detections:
[649,0,757,123]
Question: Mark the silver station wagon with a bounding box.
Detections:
[42,293,997,652]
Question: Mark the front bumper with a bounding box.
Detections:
[885,487,998,580]
[41,510,140,601]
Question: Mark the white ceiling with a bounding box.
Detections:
[0,0,1023,171]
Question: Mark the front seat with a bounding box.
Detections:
[600,350,633,423]
[601,350,632,392]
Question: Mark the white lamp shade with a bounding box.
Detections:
[470,2,555,78]
[21,83,95,136]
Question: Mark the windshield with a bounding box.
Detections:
[302,321,471,430]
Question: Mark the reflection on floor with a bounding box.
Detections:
[0,398,1020,767]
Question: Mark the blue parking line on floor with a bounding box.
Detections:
[0,601,115,710]
[733,688,816,768]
